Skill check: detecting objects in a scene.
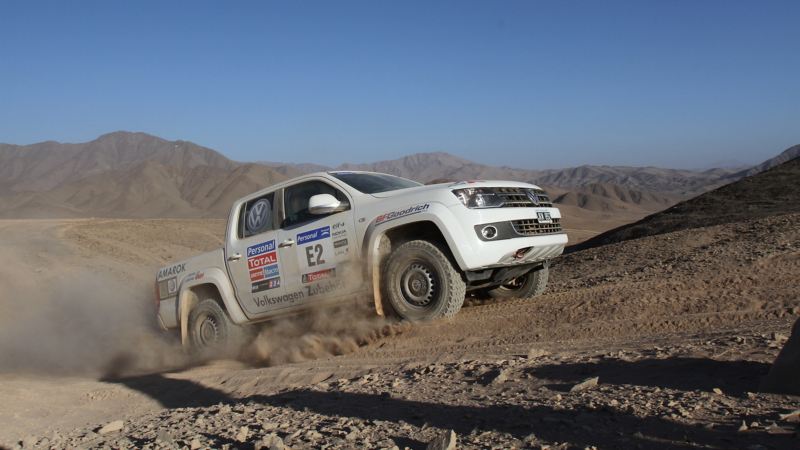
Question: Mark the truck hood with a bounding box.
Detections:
[370,180,544,199]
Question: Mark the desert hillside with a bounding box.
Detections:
[0,145,798,449]
[0,132,290,219]
[277,151,746,196]
[4,132,793,244]
[0,152,800,449]
[574,154,800,250]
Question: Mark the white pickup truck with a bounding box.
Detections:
[155,171,567,352]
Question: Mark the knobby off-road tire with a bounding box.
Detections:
[487,265,549,300]
[381,240,466,322]
[188,298,246,358]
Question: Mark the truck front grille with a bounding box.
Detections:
[512,218,563,235]
[496,187,553,207]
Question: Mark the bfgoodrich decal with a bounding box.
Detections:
[375,203,430,224]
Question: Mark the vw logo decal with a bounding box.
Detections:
[526,190,540,206]
[247,198,272,233]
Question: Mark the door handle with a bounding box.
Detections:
[279,239,295,248]
[227,252,242,261]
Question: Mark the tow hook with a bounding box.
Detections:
[514,247,532,259]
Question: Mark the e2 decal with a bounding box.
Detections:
[296,225,335,276]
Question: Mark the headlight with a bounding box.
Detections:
[452,188,504,208]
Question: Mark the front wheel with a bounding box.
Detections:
[381,240,466,322]
[486,265,549,299]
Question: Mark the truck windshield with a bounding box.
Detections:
[330,172,421,194]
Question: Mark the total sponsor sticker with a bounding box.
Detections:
[248,252,278,270]
[302,268,336,284]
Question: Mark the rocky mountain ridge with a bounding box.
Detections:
[0,131,794,219]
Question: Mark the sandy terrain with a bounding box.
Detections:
[0,208,797,449]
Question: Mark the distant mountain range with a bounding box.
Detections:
[266,152,744,196]
[0,131,796,219]
[572,149,800,251]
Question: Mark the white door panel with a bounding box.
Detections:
[277,210,360,307]
[225,192,291,318]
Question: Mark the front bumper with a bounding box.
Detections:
[446,205,568,270]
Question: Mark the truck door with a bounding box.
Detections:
[225,191,291,318]
[275,179,360,308]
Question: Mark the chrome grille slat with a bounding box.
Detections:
[512,218,563,236]
[495,187,553,208]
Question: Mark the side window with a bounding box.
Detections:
[239,192,276,238]
[283,181,349,228]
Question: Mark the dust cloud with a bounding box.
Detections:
[0,270,188,377]
[240,260,410,366]
[0,262,407,376]
[241,301,410,366]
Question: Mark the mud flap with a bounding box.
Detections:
[370,234,391,317]
[179,290,198,349]
[372,255,384,317]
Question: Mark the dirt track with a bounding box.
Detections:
[0,216,798,449]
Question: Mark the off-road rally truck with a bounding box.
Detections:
[154,171,568,352]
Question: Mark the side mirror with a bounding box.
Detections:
[308,194,344,215]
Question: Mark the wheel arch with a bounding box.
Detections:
[177,267,248,348]
[362,218,462,317]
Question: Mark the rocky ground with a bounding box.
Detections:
[1,213,799,449]
[20,332,800,450]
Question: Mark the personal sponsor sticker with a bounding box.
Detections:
[247,240,276,257]
[297,226,331,244]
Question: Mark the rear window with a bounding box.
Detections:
[331,172,420,194]
[239,192,275,238]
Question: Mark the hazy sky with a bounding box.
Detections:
[1,1,798,169]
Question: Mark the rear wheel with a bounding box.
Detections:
[188,299,245,358]
[381,240,466,321]
[487,265,549,299]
